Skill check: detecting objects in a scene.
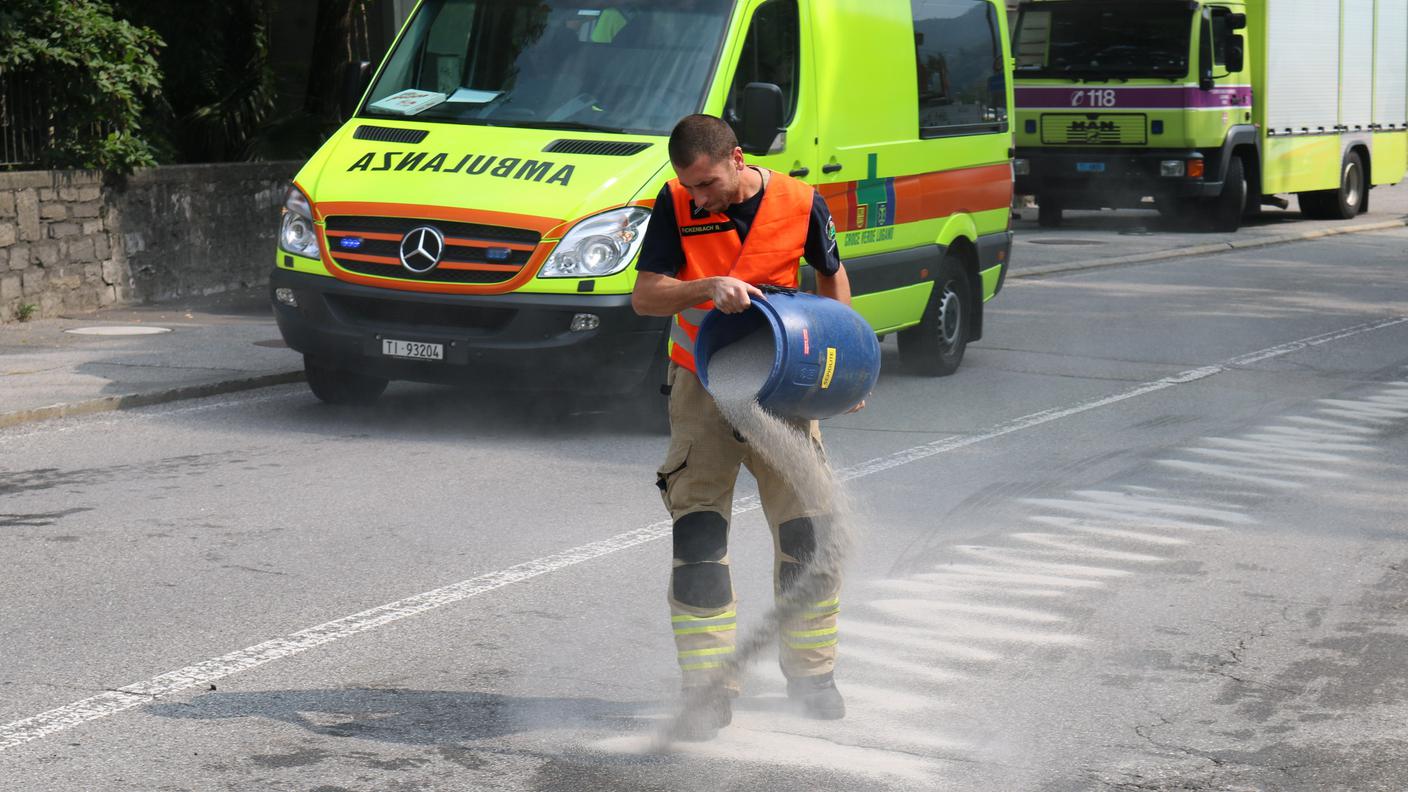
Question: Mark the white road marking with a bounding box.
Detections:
[2,318,1405,753]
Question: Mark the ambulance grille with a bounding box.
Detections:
[323,215,540,286]
[1040,114,1147,145]
[543,139,652,156]
[353,125,429,144]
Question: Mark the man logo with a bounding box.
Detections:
[399,226,445,273]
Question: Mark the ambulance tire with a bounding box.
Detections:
[624,343,670,434]
[1036,198,1063,228]
[1203,155,1246,233]
[304,356,388,406]
[899,255,970,377]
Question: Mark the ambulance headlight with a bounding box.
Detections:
[279,185,321,259]
[540,207,650,278]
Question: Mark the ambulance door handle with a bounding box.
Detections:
[821,163,843,174]
[789,167,810,177]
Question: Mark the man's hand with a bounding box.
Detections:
[710,276,765,313]
[846,399,866,414]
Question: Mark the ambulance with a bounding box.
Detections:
[271,0,1016,406]
[1011,0,1408,230]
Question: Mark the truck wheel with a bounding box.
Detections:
[899,255,970,377]
[1204,155,1246,232]
[1155,195,1197,227]
[1300,151,1365,220]
[1331,151,1366,219]
[1037,198,1063,228]
[304,356,388,405]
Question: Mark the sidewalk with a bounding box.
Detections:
[2,185,1406,429]
[0,288,301,428]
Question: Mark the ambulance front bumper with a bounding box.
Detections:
[270,269,668,394]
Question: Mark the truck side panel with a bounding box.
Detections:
[1373,0,1408,186]
[1342,0,1376,132]
[1263,0,1341,136]
[1373,0,1408,130]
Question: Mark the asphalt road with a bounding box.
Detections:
[3,229,1408,791]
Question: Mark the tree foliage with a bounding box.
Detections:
[114,0,279,163]
[0,0,164,172]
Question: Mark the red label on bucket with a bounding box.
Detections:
[802,327,811,356]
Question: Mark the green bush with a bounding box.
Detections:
[0,0,164,173]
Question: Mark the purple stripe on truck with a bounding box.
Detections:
[1016,86,1252,110]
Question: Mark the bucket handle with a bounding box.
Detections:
[758,284,798,295]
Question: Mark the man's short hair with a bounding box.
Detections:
[668,115,738,167]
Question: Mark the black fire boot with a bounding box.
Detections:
[787,672,846,720]
[673,689,733,742]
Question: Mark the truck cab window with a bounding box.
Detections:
[912,0,1007,138]
[1208,8,1234,69]
[726,0,801,130]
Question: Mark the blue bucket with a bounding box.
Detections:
[695,290,880,420]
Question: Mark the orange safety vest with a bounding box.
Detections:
[667,169,813,373]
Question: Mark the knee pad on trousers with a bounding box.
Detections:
[673,562,732,609]
[778,516,820,563]
[673,511,728,563]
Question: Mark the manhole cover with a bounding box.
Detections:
[253,339,288,348]
[65,326,172,336]
[1025,238,1106,246]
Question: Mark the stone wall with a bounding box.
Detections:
[0,161,298,323]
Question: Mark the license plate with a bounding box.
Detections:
[1076,161,1106,173]
[382,339,443,360]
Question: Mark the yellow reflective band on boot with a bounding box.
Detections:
[803,597,840,619]
[784,625,839,650]
[672,611,737,636]
[677,646,734,671]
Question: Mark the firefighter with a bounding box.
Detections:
[631,114,853,741]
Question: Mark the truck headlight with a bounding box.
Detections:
[1161,160,1187,178]
[539,207,650,278]
[1013,158,1031,176]
[279,185,321,259]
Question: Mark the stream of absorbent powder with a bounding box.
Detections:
[653,328,860,749]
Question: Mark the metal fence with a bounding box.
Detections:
[0,67,47,169]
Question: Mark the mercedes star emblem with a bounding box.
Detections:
[399,226,445,273]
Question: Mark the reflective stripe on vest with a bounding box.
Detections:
[667,170,812,373]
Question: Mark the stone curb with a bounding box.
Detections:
[1010,216,1408,279]
[0,370,304,430]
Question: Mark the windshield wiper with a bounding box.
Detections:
[494,119,628,134]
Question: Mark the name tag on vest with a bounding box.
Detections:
[679,220,736,237]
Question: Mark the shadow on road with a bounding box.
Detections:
[147,687,654,745]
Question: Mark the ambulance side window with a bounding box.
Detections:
[911,0,1008,138]
[725,0,800,131]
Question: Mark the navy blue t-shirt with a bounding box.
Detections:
[635,168,841,278]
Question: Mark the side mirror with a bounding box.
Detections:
[1227,12,1247,30]
[1226,35,1245,73]
[739,82,786,156]
[339,60,373,122]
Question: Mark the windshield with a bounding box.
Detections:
[1014,2,1194,79]
[362,0,734,134]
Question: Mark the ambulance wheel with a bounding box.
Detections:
[1036,198,1063,228]
[1203,155,1246,232]
[304,357,388,405]
[899,255,970,377]
[632,345,671,434]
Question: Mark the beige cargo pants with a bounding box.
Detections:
[655,362,840,691]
